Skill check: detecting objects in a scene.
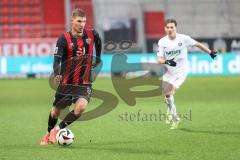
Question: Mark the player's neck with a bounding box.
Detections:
[70,30,83,38]
[168,34,176,40]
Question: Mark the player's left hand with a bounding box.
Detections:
[92,58,101,68]
[76,47,85,56]
[210,51,217,59]
[54,75,62,84]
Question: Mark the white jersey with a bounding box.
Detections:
[157,33,197,88]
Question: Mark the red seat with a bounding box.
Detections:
[12,25,21,33]
[12,0,21,5]
[2,33,10,39]
[1,0,9,5]
[12,6,20,15]
[22,25,33,33]
[0,0,60,39]
[1,25,9,33]
[22,0,30,4]
[22,6,31,14]
[11,15,21,24]
[32,0,41,5]
[0,16,9,24]
[33,16,42,23]
[32,6,41,14]
[1,6,9,15]
[13,33,21,39]
[22,15,31,24]
[33,24,43,36]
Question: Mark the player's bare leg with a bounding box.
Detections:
[163,81,174,124]
[166,94,180,129]
[74,98,88,115]
[165,95,173,124]
[40,107,61,145]
[48,98,87,144]
[163,81,180,128]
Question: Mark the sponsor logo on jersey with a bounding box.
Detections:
[86,38,91,44]
[166,49,181,55]
[178,42,182,46]
[54,47,58,54]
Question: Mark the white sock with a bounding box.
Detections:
[165,95,178,120]
[164,97,171,114]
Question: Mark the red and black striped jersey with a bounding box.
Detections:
[53,29,102,86]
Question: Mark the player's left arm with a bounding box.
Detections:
[92,29,102,68]
[195,42,217,59]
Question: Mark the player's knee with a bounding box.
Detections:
[76,106,86,114]
[51,107,61,118]
[77,100,87,109]
[75,99,87,114]
[74,107,85,115]
[165,95,170,98]
[165,95,170,104]
[163,82,176,96]
[165,95,174,104]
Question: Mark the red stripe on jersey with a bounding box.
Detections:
[72,38,84,85]
[62,32,73,85]
[83,29,94,84]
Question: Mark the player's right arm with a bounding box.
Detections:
[157,40,165,64]
[53,35,67,83]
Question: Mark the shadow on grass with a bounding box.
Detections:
[179,128,240,136]
[70,139,171,156]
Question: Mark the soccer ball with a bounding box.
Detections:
[56,128,74,146]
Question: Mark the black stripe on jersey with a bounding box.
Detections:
[67,36,77,84]
[79,31,89,84]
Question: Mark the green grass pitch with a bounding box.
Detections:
[0,76,240,160]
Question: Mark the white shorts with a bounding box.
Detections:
[163,73,187,89]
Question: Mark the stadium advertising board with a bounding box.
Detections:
[0,39,55,56]
[0,53,239,76]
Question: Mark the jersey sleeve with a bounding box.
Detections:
[184,35,197,47]
[157,40,165,57]
[53,35,66,76]
[93,29,102,59]
[54,34,67,59]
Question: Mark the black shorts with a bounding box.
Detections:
[53,84,92,109]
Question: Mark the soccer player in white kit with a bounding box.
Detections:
[157,19,217,129]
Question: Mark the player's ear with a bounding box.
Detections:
[164,26,167,32]
[71,16,75,23]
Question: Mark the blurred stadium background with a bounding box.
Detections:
[1,1,240,160]
[0,0,240,77]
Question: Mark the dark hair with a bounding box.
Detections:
[72,8,86,17]
[165,19,177,26]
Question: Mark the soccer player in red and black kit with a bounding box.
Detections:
[40,8,102,145]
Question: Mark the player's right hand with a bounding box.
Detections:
[165,58,177,67]
[54,75,62,84]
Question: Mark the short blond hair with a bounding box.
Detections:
[72,8,86,17]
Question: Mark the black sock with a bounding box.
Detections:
[58,110,81,129]
[47,112,58,133]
